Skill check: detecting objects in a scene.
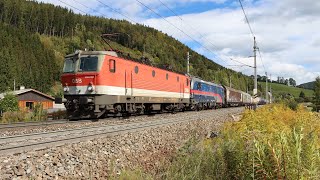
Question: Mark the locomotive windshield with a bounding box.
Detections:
[63,58,77,73]
[79,56,98,72]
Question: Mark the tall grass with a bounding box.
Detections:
[0,103,47,123]
[163,104,320,179]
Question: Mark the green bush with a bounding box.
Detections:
[0,92,19,113]
[163,104,320,179]
[1,110,32,123]
[283,99,298,111]
[32,103,47,121]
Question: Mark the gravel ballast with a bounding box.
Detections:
[0,107,244,179]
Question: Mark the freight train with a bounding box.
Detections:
[55,50,260,119]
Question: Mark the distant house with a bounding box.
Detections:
[0,88,54,110]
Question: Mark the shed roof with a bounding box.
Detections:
[0,89,54,101]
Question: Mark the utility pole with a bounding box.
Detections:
[252,36,258,109]
[270,74,272,103]
[265,72,268,103]
[13,79,15,91]
[187,51,190,75]
[253,37,258,96]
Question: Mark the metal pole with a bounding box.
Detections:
[187,51,190,75]
[253,37,257,96]
[270,74,272,103]
[252,37,258,109]
[265,72,268,103]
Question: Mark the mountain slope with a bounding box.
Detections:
[297,81,315,90]
[259,82,314,98]
[0,0,254,94]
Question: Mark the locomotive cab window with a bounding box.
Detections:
[109,59,116,73]
[79,56,98,72]
[63,58,76,73]
[152,70,156,77]
[197,83,202,90]
[186,79,189,86]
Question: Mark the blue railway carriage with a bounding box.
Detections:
[190,77,225,110]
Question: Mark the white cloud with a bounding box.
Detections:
[38,0,320,84]
[141,0,320,84]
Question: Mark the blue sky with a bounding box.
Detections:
[41,0,320,84]
[165,1,232,15]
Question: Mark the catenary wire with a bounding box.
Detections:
[257,47,266,73]
[70,0,106,17]
[156,0,254,68]
[238,0,255,38]
[95,0,138,24]
[57,0,88,14]
[58,0,253,71]
[238,0,268,73]
[135,0,251,67]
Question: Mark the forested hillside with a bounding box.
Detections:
[259,82,314,98]
[298,81,315,90]
[0,23,60,93]
[0,0,254,94]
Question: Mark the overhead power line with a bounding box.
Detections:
[156,0,218,50]
[230,58,254,68]
[136,0,254,68]
[57,0,87,14]
[71,0,105,17]
[156,0,253,68]
[257,47,266,73]
[95,0,138,24]
[58,0,254,71]
[157,0,182,20]
[238,0,255,38]
[238,0,267,74]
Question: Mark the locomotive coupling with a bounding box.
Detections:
[79,97,94,104]
[55,98,67,104]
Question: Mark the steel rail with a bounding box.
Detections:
[0,108,220,130]
[0,119,69,130]
[0,109,242,155]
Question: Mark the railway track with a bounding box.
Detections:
[0,105,251,131]
[0,107,244,155]
[0,115,137,132]
[0,119,69,130]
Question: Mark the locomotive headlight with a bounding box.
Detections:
[87,85,94,92]
[63,86,69,92]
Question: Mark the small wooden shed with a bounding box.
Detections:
[0,89,54,110]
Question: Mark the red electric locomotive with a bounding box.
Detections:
[56,50,190,119]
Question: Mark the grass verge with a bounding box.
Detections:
[119,104,320,179]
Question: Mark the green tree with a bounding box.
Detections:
[314,77,320,111]
[299,91,305,98]
[296,90,306,103]
[0,0,255,93]
[0,92,19,112]
[289,78,296,86]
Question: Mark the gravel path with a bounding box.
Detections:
[0,107,244,179]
